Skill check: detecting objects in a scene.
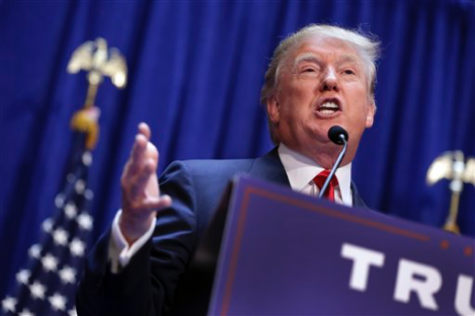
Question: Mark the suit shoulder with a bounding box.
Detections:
[164,158,255,178]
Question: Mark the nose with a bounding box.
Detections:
[319,68,339,92]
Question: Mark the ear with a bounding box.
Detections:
[266,95,280,124]
[365,101,376,128]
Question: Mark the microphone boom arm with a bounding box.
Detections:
[318,134,348,199]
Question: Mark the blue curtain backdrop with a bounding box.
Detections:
[0,0,474,299]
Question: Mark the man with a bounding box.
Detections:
[76,24,379,315]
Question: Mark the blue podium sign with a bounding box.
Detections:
[208,177,475,316]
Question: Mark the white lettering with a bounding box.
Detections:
[341,243,385,291]
[394,259,442,310]
[455,275,475,316]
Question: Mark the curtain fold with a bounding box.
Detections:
[0,0,474,299]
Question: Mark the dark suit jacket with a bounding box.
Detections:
[76,148,367,316]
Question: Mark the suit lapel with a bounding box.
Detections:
[351,182,367,208]
[249,147,368,209]
[248,147,290,187]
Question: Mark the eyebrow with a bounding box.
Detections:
[293,53,321,69]
[293,53,362,69]
[336,54,362,66]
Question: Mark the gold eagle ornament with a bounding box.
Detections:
[427,151,475,234]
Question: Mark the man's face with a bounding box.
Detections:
[267,36,375,167]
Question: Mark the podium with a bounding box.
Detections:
[171,176,474,316]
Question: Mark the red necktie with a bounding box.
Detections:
[313,170,339,201]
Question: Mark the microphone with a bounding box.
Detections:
[318,126,349,199]
[328,125,349,145]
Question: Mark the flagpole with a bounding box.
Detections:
[1,37,127,316]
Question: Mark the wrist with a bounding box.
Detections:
[119,211,155,244]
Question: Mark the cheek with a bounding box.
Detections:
[285,78,316,97]
[347,86,373,114]
[352,105,374,130]
[276,80,318,122]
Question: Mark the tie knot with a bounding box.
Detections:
[313,170,339,201]
[313,170,338,188]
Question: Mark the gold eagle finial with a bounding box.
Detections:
[67,38,127,149]
[427,151,475,234]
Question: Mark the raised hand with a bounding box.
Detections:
[119,122,172,244]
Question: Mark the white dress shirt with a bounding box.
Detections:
[278,143,352,206]
[109,144,353,270]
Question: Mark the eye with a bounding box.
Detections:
[297,66,320,77]
[302,67,316,73]
[294,63,320,77]
[343,69,355,75]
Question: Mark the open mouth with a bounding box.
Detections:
[316,99,341,117]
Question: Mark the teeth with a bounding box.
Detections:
[320,102,339,109]
[317,101,339,115]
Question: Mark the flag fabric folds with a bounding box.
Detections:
[2,133,94,316]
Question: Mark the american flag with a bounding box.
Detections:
[1,132,94,316]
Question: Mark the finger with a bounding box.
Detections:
[130,134,148,164]
[122,135,147,181]
[146,141,159,162]
[143,194,172,212]
[130,158,156,196]
[121,159,144,187]
[138,122,151,140]
[124,138,158,185]
[121,160,134,185]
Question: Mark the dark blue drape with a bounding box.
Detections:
[1,0,474,299]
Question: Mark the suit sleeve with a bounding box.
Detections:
[76,161,198,316]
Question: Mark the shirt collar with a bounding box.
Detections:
[277,143,352,205]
